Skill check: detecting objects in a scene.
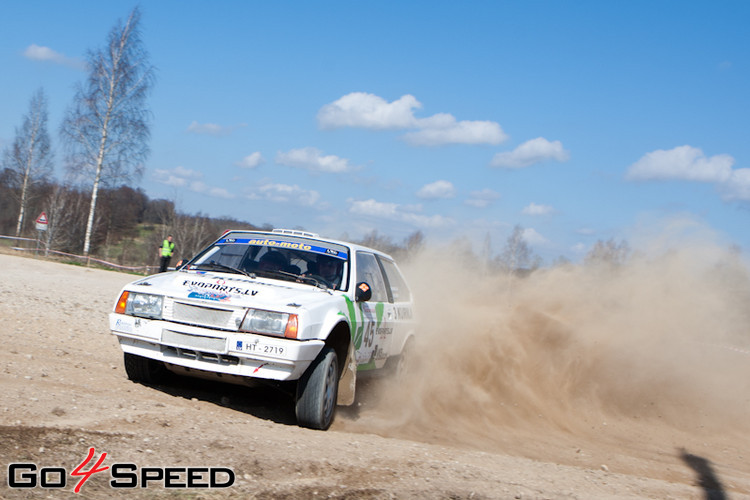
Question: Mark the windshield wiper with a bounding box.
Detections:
[192,262,255,278]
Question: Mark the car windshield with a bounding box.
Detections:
[187,234,350,290]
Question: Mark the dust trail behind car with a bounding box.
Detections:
[336,224,750,468]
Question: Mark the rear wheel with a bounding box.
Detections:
[123,353,167,384]
[385,336,416,383]
[295,347,339,430]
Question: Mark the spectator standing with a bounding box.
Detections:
[159,235,175,272]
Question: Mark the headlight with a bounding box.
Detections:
[115,291,163,319]
[240,309,298,338]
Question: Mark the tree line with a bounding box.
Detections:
[0,174,259,266]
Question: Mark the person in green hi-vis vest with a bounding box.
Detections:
[158,235,175,273]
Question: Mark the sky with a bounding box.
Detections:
[1,1,749,263]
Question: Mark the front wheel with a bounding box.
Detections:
[123,352,167,384]
[295,347,339,430]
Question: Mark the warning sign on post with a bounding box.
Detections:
[36,212,48,231]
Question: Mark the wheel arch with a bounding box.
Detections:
[324,319,357,406]
[324,320,351,373]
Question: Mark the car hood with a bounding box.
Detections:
[128,270,334,310]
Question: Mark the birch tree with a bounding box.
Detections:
[584,238,630,268]
[496,224,541,298]
[497,225,533,274]
[2,88,53,237]
[61,7,154,255]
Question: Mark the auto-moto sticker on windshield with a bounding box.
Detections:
[183,279,259,301]
[217,238,348,260]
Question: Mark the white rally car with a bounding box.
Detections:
[110,229,415,430]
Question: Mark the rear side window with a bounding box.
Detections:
[356,252,389,302]
[378,257,411,303]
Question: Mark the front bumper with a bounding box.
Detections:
[110,313,324,381]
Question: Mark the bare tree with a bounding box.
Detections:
[2,88,53,237]
[172,213,216,263]
[403,230,425,260]
[584,238,630,267]
[42,184,90,255]
[480,232,493,268]
[60,7,155,255]
[496,224,538,274]
[496,224,541,298]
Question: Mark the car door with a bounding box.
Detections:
[376,256,414,358]
[353,251,393,370]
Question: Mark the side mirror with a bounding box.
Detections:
[355,282,372,302]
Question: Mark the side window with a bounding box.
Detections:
[378,257,411,303]
[356,252,388,302]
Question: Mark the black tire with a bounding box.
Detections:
[385,336,415,382]
[123,352,167,384]
[295,347,339,430]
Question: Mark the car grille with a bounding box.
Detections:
[163,298,243,330]
[163,345,239,366]
[162,330,227,352]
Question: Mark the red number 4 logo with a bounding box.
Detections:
[71,447,109,493]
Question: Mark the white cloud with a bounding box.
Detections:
[236,152,264,169]
[522,202,554,215]
[721,168,750,201]
[404,116,507,146]
[318,92,421,130]
[190,181,234,199]
[318,92,506,146]
[465,188,500,208]
[348,198,453,228]
[153,166,234,199]
[522,228,548,245]
[276,147,353,173]
[187,121,247,136]
[491,137,570,169]
[172,166,202,179]
[625,145,750,203]
[23,44,84,69]
[247,183,320,206]
[571,242,588,254]
[417,180,456,199]
[154,166,200,187]
[625,145,733,183]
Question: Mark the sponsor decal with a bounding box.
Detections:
[183,279,259,298]
[217,238,348,260]
[114,318,133,334]
[188,291,231,302]
[7,447,234,493]
[395,306,413,320]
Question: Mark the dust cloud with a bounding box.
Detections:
[343,224,750,459]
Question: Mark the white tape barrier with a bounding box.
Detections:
[694,340,750,358]
[7,244,157,273]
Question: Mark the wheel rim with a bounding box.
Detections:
[323,360,336,421]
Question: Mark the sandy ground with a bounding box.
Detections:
[1,251,749,499]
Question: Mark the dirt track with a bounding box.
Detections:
[1,251,749,499]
